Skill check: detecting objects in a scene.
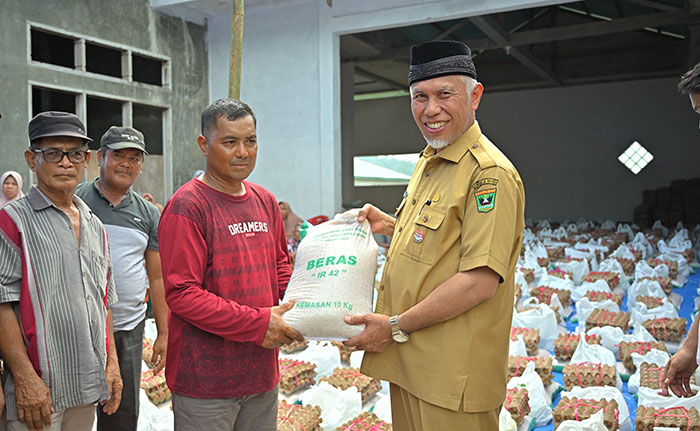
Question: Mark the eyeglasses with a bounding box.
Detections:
[32,149,90,164]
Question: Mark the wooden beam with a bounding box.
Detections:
[435,18,470,40]
[623,0,680,11]
[469,15,562,85]
[354,66,406,91]
[510,9,691,45]
[349,10,696,63]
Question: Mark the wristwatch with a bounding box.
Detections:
[390,314,409,343]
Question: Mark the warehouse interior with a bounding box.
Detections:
[342,0,700,225]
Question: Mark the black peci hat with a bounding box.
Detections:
[28,111,92,144]
[408,40,477,85]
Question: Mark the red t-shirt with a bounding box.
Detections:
[158,178,291,398]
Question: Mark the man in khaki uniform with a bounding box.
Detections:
[345,40,525,430]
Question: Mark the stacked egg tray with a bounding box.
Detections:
[280,339,310,354]
[140,369,171,405]
[503,387,530,428]
[635,406,700,431]
[562,362,617,390]
[336,412,392,430]
[585,290,622,306]
[585,272,619,289]
[618,341,667,371]
[320,368,382,404]
[279,358,317,395]
[635,295,666,309]
[510,327,540,356]
[507,355,553,385]
[642,317,688,342]
[530,286,571,305]
[585,309,630,332]
[277,400,322,431]
[553,397,619,431]
[553,333,602,361]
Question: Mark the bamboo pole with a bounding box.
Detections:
[229,0,244,99]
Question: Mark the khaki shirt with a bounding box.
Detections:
[361,122,525,412]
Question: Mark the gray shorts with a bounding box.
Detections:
[172,385,278,431]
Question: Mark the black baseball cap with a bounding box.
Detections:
[28,111,92,143]
[100,126,149,155]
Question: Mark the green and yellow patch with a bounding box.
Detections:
[475,188,497,213]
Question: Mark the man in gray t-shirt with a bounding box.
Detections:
[76,126,167,431]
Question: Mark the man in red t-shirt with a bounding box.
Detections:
[158,99,303,431]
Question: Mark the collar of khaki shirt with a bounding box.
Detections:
[27,185,94,221]
[421,121,483,163]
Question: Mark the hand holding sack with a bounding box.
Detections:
[282,209,378,340]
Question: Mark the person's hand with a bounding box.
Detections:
[101,357,123,415]
[343,314,393,353]
[14,371,53,430]
[357,204,393,236]
[262,301,304,348]
[150,333,168,375]
[0,380,5,418]
[661,345,698,397]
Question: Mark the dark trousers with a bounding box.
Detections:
[97,319,145,431]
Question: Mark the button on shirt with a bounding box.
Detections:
[76,180,160,332]
[0,187,117,420]
[361,122,526,412]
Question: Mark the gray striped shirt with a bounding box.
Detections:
[0,186,117,420]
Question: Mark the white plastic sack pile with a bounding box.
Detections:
[616,223,635,242]
[552,226,568,240]
[652,220,669,237]
[538,274,575,293]
[557,258,591,286]
[498,406,518,431]
[637,386,700,412]
[576,298,619,333]
[298,381,363,429]
[598,258,629,287]
[631,232,654,259]
[609,245,635,261]
[627,278,666,311]
[571,279,611,303]
[627,348,670,394]
[634,260,669,281]
[601,220,615,230]
[556,410,607,431]
[630,301,678,327]
[522,245,541,270]
[662,232,693,258]
[509,334,529,357]
[657,251,691,284]
[512,304,559,350]
[558,386,632,431]
[565,247,598,268]
[283,209,378,340]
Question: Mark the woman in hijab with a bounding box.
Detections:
[279,201,304,240]
[0,171,24,207]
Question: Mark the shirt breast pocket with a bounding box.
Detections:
[89,252,108,300]
[399,208,446,265]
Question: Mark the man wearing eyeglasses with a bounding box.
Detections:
[0,111,122,431]
[76,127,167,431]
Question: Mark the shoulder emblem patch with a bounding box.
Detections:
[475,188,497,213]
[471,178,499,190]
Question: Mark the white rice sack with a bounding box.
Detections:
[282,209,378,340]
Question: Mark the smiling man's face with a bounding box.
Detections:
[410,75,483,150]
